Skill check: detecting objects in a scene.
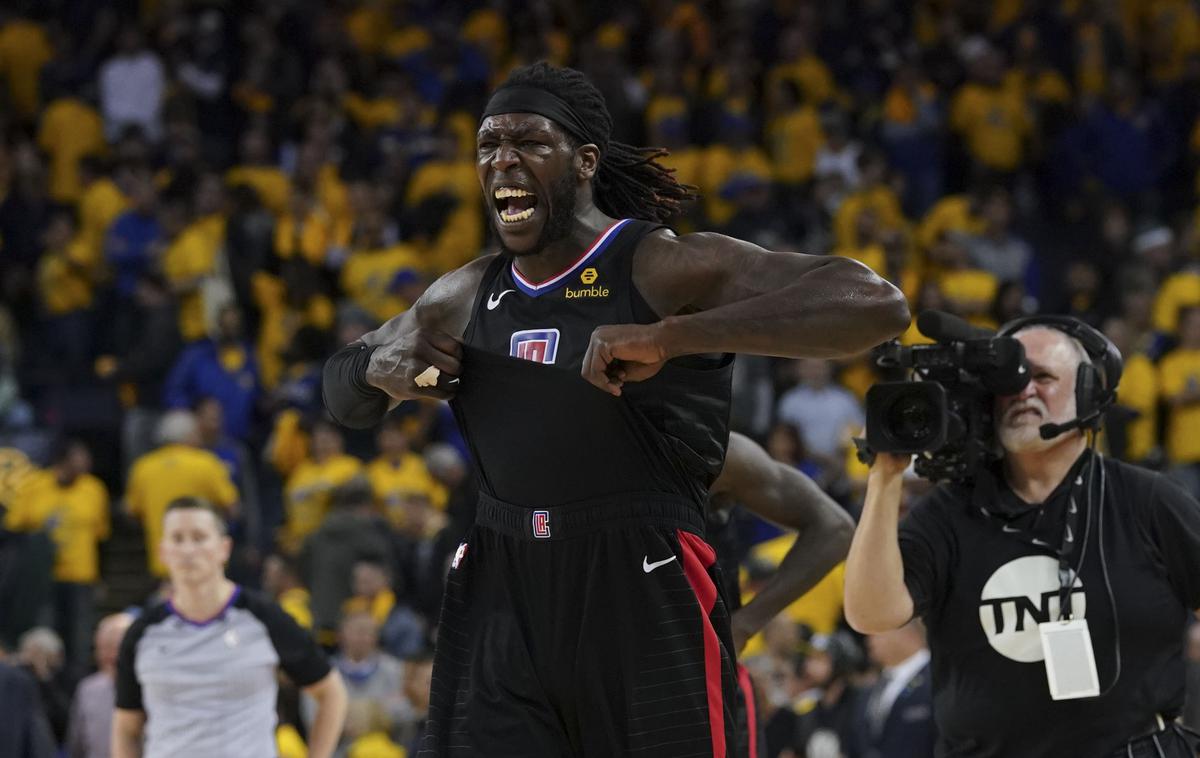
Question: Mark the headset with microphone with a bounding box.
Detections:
[997,315,1130,701]
[996,315,1124,440]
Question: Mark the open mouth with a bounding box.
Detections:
[493,186,539,225]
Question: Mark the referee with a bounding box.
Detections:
[112,497,347,758]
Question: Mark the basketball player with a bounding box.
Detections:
[324,62,907,757]
[710,431,856,758]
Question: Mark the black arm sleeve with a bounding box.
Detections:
[244,591,331,687]
[114,615,150,711]
[322,342,390,429]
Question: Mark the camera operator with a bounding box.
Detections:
[845,315,1200,757]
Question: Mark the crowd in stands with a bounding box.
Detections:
[4,0,1200,755]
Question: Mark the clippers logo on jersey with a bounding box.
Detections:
[510,328,560,364]
[532,510,551,538]
[978,555,1086,662]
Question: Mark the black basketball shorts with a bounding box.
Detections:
[416,492,741,758]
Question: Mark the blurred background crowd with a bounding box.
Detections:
[4,0,1200,756]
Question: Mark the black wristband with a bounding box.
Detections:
[322,342,390,429]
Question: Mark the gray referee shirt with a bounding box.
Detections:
[116,587,329,758]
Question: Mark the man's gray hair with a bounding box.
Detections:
[1012,325,1092,371]
[157,410,199,446]
[424,443,465,479]
[18,627,63,657]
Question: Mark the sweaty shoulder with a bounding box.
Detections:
[631,228,832,316]
[366,253,498,346]
[630,229,734,317]
[419,253,499,337]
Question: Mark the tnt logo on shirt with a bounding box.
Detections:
[978,555,1087,662]
[532,510,551,538]
[510,329,560,364]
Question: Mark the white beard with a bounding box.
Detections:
[997,398,1077,454]
[997,422,1059,453]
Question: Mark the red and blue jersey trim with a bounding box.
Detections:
[510,218,631,297]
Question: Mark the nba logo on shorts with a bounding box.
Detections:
[532,510,551,539]
[510,329,560,364]
[452,542,468,569]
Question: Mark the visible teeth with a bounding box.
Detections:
[494,187,533,199]
[499,207,535,223]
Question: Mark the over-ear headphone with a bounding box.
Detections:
[997,315,1124,432]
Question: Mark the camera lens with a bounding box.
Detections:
[885,394,936,445]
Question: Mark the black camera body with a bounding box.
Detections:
[865,312,1030,482]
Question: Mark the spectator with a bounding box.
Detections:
[194,396,258,546]
[0,641,56,758]
[262,553,312,630]
[308,611,410,740]
[949,44,1030,176]
[343,559,426,660]
[282,418,363,553]
[366,417,442,531]
[65,613,133,758]
[162,304,261,442]
[850,621,935,758]
[341,700,406,758]
[299,477,393,645]
[17,627,72,745]
[124,410,239,578]
[3,438,108,677]
[399,653,434,753]
[1101,315,1160,464]
[102,168,162,346]
[790,631,867,758]
[776,359,864,468]
[98,24,165,142]
[962,186,1036,293]
[1160,305,1200,497]
[95,271,181,470]
[35,207,96,378]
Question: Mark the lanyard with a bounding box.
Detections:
[978,457,1092,620]
[1055,490,1085,620]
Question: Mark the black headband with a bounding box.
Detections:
[480,85,605,151]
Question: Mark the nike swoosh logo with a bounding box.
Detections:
[1002,525,1020,533]
[643,555,677,573]
[487,289,516,310]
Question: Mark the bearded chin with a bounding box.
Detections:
[499,173,578,258]
[998,402,1079,454]
[999,425,1056,454]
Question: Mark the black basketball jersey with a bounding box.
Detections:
[460,218,733,504]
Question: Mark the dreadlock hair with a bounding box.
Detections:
[497,62,697,223]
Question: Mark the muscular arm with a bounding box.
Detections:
[843,455,915,633]
[711,432,855,651]
[111,709,145,758]
[322,255,494,428]
[583,232,910,393]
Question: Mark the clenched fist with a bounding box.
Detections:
[582,322,670,396]
[366,328,463,401]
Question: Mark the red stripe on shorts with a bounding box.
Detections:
[737,664,758,758]
[677,529,726,758]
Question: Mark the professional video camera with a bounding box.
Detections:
[864,311,1030,482]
